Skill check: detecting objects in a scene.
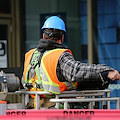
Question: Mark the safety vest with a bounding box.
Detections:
[24,48,78,95]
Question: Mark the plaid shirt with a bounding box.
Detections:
[56,51,114,82]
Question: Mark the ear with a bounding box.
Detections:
[43,33,45,39]
[61,34,64,43]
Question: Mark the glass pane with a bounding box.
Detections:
[0,25,8,68]
[0,0,11,14]
[0,25,8,40]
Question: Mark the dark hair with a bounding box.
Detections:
[44,29,65,41]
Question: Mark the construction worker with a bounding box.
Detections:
[22,16,120,109]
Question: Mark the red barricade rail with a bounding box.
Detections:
[0,109,120,120]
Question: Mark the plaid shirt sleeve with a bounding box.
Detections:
[58,51,114,82]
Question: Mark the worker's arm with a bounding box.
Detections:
[58,51,118,82]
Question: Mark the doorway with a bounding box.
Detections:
[0,19,11,68]
[0,0,21,68]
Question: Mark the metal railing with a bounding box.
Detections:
[50,97,119,109]
[14,89,119,110]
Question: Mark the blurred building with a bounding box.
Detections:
[0,0,120,108]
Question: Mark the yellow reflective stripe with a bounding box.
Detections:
[41,56,59,87]
[42,83,60,93]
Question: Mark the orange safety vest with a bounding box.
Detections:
[24,48,78,95]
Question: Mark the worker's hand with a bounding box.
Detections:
[107,70,120,81]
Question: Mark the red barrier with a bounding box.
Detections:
[0,109,120,120]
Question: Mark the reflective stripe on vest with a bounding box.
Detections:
[40,48,78,94]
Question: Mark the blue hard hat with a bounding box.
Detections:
[42,16,66,32]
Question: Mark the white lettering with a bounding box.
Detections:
[108,84,120,90]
